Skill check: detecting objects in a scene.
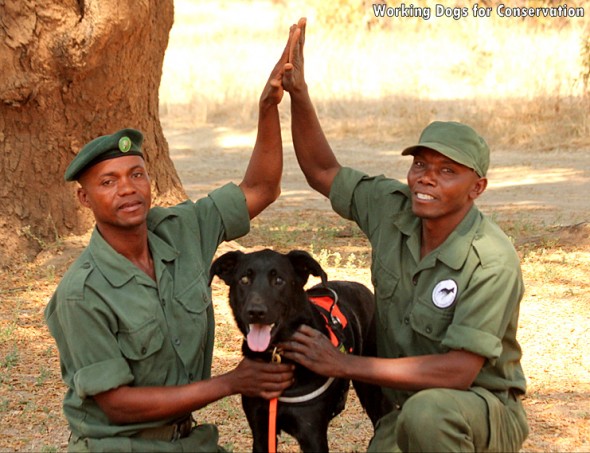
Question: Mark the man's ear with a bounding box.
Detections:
[286,250,328,287]
[77,186,91,208]
[209,251,244,286]
[470,177,488,200]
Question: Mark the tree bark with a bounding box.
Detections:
[0,0,185,266]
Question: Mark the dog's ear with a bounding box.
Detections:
[286,250,328,286]
[209,251,244,286]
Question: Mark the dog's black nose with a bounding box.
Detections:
[246,304,267,322]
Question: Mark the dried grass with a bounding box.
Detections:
[1,221,588,451]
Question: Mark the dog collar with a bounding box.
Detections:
[278,377,336,404]
[269,346,335,404]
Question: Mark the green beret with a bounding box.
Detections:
[401,121,489,177]
[65,128,144,181]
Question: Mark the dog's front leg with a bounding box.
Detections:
[281,407,330,453]
[243,396,275,452]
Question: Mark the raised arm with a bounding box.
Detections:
[239,25,297,218]
[283,18,341,198]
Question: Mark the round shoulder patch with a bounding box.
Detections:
[432,279,458,308]
[118,136,132,152]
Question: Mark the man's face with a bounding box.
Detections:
[77,155,152,231]
[406,147,487,225]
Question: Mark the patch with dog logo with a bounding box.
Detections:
[432,279,458,308]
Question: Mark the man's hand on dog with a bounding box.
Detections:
[228,358,295,400]
[280,324,347,379]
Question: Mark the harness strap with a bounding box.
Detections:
[309,291,349,350]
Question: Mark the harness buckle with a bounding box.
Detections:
[330,313,341,326]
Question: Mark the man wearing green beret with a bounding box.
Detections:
[45,30,299,452]
[279,19,529,452]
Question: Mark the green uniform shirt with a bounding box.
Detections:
[330,167,526,408]
[45,183,249,439]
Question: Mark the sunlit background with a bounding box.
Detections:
[159,0,590,221]
[160,0,589,147]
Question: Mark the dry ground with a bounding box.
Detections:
[1,124,589,452]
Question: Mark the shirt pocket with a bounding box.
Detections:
[371,256,401,334]
[409,299,454,349]
[118,317,166,385]
[173,276,212,353]
[174,276,211,315]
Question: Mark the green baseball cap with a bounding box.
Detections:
[64,128,144,181]
[401,121,489,177]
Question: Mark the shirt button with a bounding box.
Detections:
[412,275,418,285]
[404,317,410,325]
[141,347,147,355]
[174,338,181,346]
[82,263,91,269]
[426,326,433,334]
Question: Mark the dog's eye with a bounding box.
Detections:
[273,276,285,286]
[240,275,251,285]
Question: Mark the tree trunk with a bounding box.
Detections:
[0,0,186,267]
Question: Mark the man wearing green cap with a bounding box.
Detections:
[45,28,299,452]
[278,19,528,452]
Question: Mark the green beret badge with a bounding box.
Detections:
[119,136,132,153]
[64,128,144,181]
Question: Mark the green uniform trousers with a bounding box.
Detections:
[368,387,528,452]
[68,423,227,453]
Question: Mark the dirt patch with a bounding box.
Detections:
[166,124,590,224]
[0,124,588,452]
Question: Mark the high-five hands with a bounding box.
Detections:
[283,17,307,94]
[260,19,304,107]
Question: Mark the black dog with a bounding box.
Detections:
[209,249,387,452]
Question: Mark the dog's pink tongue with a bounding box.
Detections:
[247,324,272,352]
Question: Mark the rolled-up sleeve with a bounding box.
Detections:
[51,291,135,399]
[442,263,524,363]
[330,167,410,239]
[74,358,134,399]
[208,183,250,241]
[329,167,367,220]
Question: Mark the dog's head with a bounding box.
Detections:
[209,249,327,354]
